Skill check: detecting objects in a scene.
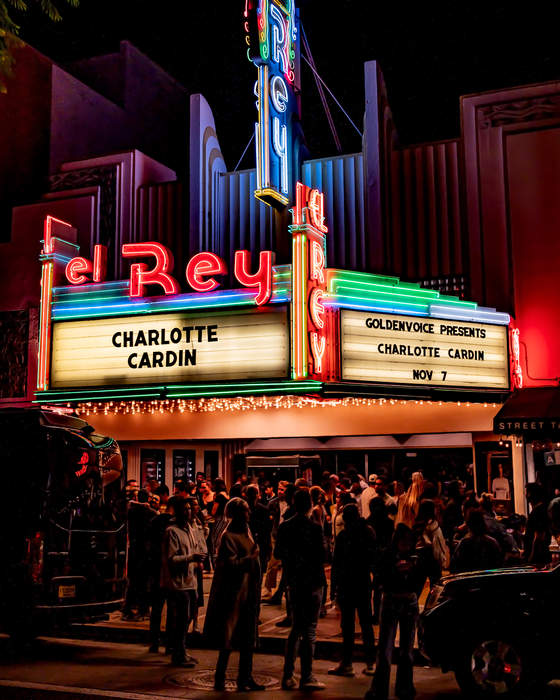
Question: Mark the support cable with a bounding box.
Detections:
[234,131,255,171]
[301,26,342,153]
[300,25,363,140]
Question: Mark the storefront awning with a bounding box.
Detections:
[493,387,560,437]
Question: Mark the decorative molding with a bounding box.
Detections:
[0,310,29,398]
[478,96,560,129]
[49,165,117,248]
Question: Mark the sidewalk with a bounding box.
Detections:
[67,570,429,661]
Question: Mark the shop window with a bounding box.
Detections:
[140,448,165,487]
[173,449,196,486]
[203,450,219,480]
[474,441,513,514]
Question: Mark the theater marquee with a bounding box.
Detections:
[50,307,289,388]
[340,310,509,390]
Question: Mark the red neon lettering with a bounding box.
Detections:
[186,252,227,292]
[308,189,328,232]
[93,245,107,283]
[234,250,274,306]
[66,257,93,285]
[309,287,325,329]
[293,181,305,225]
[310,240,325,283]
[310,332,326,374]
[122,243,179,297]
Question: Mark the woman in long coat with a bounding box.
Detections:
[203,497,264,692]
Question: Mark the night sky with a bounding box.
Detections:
[16,0,560,169]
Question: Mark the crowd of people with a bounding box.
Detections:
[120,468,558,698]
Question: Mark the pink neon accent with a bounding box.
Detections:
[43,215,72,255]
[293,181,305,225]
[122,242,179,297]
[186,252,227,292]
[310,240,325,284]
[308,189,328,232]
[310,332,326,374]
[66,257,93,285]
[309,287,325,329]
[234,250,274,306]
[93,245,107,283]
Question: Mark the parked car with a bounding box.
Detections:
[421,563,560,697]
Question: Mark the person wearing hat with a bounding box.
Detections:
[359,474,378,518]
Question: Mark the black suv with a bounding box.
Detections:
[421,563,560,697]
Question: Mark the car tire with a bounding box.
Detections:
[454,638,527,697]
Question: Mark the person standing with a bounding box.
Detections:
[160,497,203,667]
[122,489,157,620]
[373,476,398,518]
[245,484,272,580]
[359,474,378,518]
[186,497,208,634]
[275,488,326,691]
[204,497,264,692]
[329,503,377,677]
[450,510,503,573]
[365,524,428,700]
[524,483,552,567]
[209,478,229,564]
[147,502,172,652]
[367,497,395,625]
[395,472,424,529]
[263,480,290,599]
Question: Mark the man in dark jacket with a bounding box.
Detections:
[122,489,157,620]
[366,524,434,700]
[524,482,552,566]
[329,503,377,677]
[147,504,172,652]
[246,484,272,577]
[275,488,326,691]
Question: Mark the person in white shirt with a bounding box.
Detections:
[492,464,510,500]
[359,474,378,518]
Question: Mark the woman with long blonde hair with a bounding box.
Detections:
[396,471,424,528]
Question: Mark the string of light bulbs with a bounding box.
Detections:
[73,395,498,417]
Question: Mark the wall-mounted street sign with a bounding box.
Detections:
[340,310,509,389]
[50,307,289,388]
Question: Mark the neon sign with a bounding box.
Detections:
[37,216,79,391]
[75,451,89,477]
[290,182,331,380]
[64,245,275,307]
[511,327,523,389]
[245,0,299,209]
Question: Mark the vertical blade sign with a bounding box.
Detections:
[244,0,299,209]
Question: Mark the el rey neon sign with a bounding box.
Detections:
[65,246,275,306]
[245,0,299,209]
[290,182,331,380]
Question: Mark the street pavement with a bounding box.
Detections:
[0,635,460,699]
[70,571,407,657]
